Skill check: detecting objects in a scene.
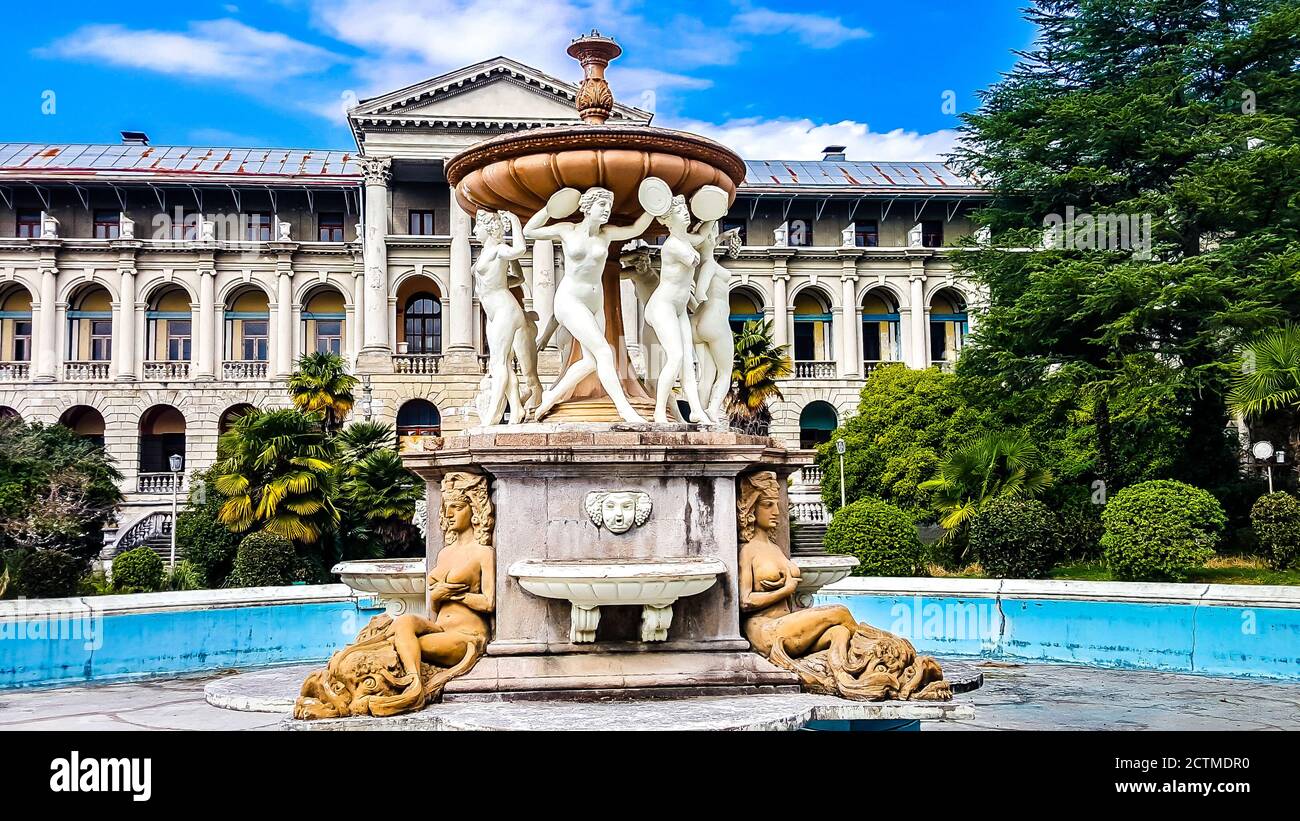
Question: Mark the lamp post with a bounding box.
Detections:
[1252,441,1276,494]
[168,453,183,568]
[360,374,373,421]
[835,437,847,510]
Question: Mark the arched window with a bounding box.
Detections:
[403,294,442,355]
[929,289,968,370]
[303,288,346,356]
[225,287,271,372]
[146,286,192,363]
[799,401,838,450]
[66,285,113,364]
[396,399,441,442]
[861,289,901,373]
[728,289,764,335]
[218,403,255,434]
[0,284,33,371]
[792,290,833,363]
[0,406,20,421]
[139,405,186,476]
[59,405,106,449]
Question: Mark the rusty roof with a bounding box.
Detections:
[0,143,361,183]
[740,160,980,193]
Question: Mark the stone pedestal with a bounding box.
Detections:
[403,423,812,698]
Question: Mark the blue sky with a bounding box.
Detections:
[2,1,1037,160]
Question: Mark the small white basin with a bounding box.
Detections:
[332,559,426,617]
[792,555,859,608]
[508,557,726,643]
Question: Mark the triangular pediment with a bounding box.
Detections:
[349,57,651,127]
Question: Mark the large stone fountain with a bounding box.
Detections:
[277,33,964,727]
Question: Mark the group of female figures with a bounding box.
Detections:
[471,179,742,426]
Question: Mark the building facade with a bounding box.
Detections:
[0,57,988,548]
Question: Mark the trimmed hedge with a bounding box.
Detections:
[15,549,85,598]
[112,547,165,593]
[1100,480,1225,581]
[825,498,924,576]
[231,532,298,587]
[971,497,1062,579]
[1251,492,1300,570]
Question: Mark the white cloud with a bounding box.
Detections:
[732,8,870,48]
[668,116,959,162]
[42,19,342,80]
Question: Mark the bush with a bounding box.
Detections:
[824,498,924,576]
[971,497,1062,579]
[1251,492,1300,570]
[1055,500,1104,561]
[232,532,299,587]
[14,549,85,598]
[1100,480,1226,581]
[164,560,204,592]
[176,472,241,588]
[112,547,165,593]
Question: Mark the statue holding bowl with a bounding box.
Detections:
[473,209,530,424]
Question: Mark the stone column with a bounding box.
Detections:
[35,266,58,382]
[909,271,927,369]
[772,270,790,348]
[359,157,392,367]
[276,269,294,377]
[532,239,556,349]
[351,270,365,365]
[839,268,859,378]
[448,191,474,352]
[196,268,216,380]
[116,266,137,381]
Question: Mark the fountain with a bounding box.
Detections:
[215,32,975,729]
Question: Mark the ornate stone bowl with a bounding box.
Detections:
[507,557,727,643]
[445,124,746,228]
[791,555,860,608]
[331,559,426,617]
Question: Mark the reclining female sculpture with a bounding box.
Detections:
[737,471,952,701]
[523,187,655,423]
[293,472,495,719]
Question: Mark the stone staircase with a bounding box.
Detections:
[790,521,828,555]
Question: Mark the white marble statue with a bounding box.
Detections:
[647,195,712,425]
[524,187,655,423]
[692,224,743,423]
[472,209,530,425]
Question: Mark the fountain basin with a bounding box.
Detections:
[508,557,727,642]
[792,555,860,608]
[331,559,426,617]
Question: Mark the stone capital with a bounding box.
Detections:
[361,157,392,186]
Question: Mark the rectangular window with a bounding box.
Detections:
[721,218,747,246]
[167,320,192,361]
[408,210,436,235]
[855,221,879,247]
[93,210,120,239]
[13,321,31,361]
[242,320,269,361]
[17,210,41,238]
[315,320,343,355]
[246,212,273,241]
[318,213,345,242]
[170,212,199,241]
[91,320,112,361]
[921,219,944,247]
[862,323,883,360]
[793,322,815,361]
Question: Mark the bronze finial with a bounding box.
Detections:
[566,31,621,124]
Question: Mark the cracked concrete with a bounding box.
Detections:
[0,662,1296,730]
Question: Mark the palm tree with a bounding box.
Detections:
[1229,324,1300,457]
[919,431,1054,536]
[213,408,340,543]
[287,352,357,433]
[335,421,424,559]
[336,420,396,464]
[727,319,793,435]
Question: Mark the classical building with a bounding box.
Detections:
[0,56,987,549]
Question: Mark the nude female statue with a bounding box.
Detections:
[737,472,951,702]
[524,187,655,423]
[472,209,528,424]
[293,472,495,719]
[646,194,712,424]
[691,224,743,422]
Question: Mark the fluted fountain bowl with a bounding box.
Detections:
[445,124,746,226]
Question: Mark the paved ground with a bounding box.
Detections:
[0,662,1296,730]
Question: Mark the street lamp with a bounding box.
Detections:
[168,453,183,569]
[1252,441,1276,493]
[360,374,374,421]
[835,437,847,510]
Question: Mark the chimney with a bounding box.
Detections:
[120,130,150,145]
[821,145,847,162]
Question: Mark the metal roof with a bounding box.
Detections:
[0,143,361,183]
[740,160,978,192]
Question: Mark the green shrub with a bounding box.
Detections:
[1055,500,1104,561]
[232,532,298,587]
[112,547,165,593]
[177,471,242,587]
[971,497,1062,579]
[1100,480,1226,581]
[1251,492,1300,570]
[824,498,924,576]
[164,560,204,591]
[14,549,85,598]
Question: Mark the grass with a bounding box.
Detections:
[926,555,1300,585]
